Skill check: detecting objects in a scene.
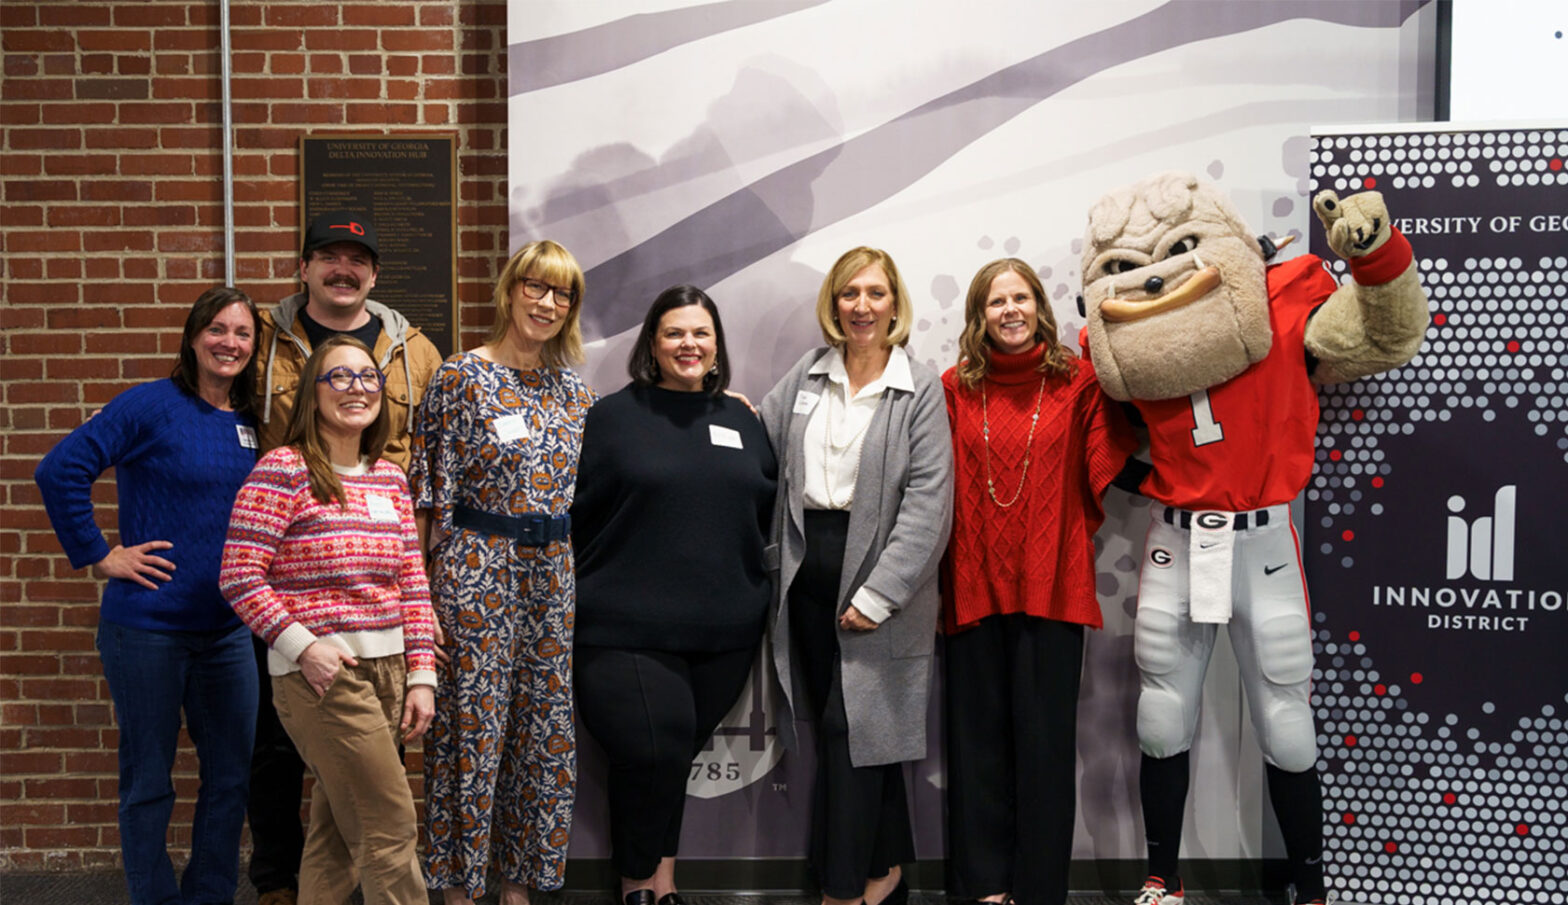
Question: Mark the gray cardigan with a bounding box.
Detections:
[759,346,953,767]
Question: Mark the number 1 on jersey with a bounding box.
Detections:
[1189,389,1224,446]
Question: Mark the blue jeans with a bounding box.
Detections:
[96,621,259,905]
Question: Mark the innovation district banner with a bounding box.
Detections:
[1305,123,1568,905]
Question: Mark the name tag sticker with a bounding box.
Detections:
[493,413,530,444]
[793,391,820,415]
[365,493,399,523]
[709,425,743,449]
[236,425,258,449]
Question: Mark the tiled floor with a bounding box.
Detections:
[0,874,1299,905]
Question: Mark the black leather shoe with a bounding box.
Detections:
[658,894,689,905]
[624,890,657,905]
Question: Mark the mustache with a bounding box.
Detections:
[324,274,361,289]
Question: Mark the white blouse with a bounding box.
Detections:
[799,345,914,624]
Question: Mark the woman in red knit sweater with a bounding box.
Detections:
[941,258,1136,905]
[222,335,437,905]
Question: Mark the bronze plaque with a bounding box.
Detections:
[299,134,459,357]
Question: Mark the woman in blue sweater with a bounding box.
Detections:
[35,286,264,905]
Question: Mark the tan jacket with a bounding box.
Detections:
[253,293,444,471]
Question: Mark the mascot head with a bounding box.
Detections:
[1081,171,1273,401]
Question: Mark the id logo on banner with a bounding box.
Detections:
[1446,485,1515,581]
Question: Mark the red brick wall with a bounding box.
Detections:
[1,0,509,871]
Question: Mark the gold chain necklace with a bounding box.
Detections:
[980,375,1048,508]
[822,386,872,508]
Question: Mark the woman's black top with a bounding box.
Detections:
[571,383,777,652]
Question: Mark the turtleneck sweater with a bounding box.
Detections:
[940,345,1135,633]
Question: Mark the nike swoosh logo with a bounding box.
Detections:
[1198,542,1220,549]
[1264,563,1289,575]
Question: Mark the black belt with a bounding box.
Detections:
[1163,506,1271,531]
[453,505,570,546]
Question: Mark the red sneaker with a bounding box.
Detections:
[1133,876,1184,905]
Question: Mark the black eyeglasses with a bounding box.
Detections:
[315,366,384,393]
[519,278,576,307]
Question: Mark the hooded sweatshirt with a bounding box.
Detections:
[254,292,444,470]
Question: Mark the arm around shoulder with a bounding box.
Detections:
[759,348,824,449]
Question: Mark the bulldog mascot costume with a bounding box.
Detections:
[1079,171,1428,905]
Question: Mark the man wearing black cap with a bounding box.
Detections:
[245,210,443,905]
[252,210,443,467]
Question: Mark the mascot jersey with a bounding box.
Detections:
[1136,255,1336,512]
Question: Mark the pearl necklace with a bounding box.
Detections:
[980,374,1048,508]
[822,386,871,509]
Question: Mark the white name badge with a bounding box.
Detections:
[365,493,399,523]
[793,390,820,415]
[493,413,530,444]
[709,424,743,449]
[236,425,258,449]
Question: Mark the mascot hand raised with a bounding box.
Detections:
[1307,188,1429,383]
[1081,170,1428,905]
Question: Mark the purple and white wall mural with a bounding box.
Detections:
[507,0,1440,878]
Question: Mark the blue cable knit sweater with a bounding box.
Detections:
[35,378,259,632]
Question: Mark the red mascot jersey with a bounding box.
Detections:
[1135,255,1336,511]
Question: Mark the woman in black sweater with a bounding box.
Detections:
[571,285,777,905]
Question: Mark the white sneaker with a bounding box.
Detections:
[1133,876,1184,905]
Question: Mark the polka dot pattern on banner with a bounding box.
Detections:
[1306,129,1568,905]
[1313,621,1568,904]
[1305,130,1568,560]
[1309,129,1568,192]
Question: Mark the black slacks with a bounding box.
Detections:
[575,644,757,879]
[945,613,1085,905]
[790,509,915,900]
[246,636,305,895]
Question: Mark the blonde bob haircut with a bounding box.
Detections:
[815,246,913,349]
[486,239,586,367]
[955,258,1074,389]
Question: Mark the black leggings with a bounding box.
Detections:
[790,509,915,900]
[575,644,757,879]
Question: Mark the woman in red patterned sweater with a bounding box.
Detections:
[221,335,436,905]
[941,259,1137,905]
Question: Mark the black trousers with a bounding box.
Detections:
[790,509,916,900]
[246,636,304,895]
[575,644,758,880]
[945,613,1085,905]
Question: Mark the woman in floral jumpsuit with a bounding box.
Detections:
[412,240,597,905]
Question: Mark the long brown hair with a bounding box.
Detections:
[171,286,261,411]
[955,258,1074,389]
[282,335,391,506]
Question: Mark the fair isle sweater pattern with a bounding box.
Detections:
[220,445,437,687]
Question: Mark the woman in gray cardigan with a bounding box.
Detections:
[758,247,953,905]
